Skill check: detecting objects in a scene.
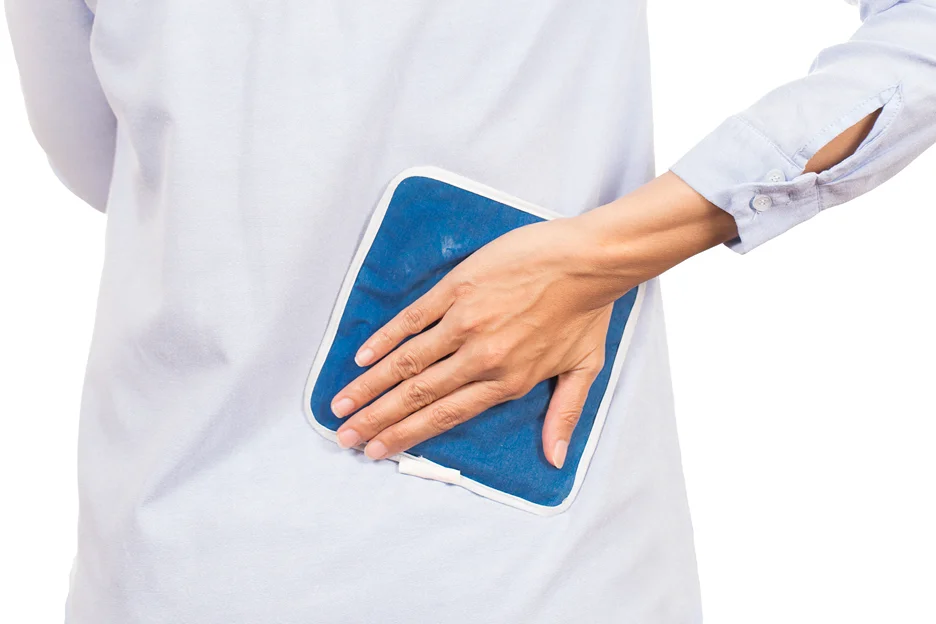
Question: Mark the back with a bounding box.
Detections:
[66,2,699,622]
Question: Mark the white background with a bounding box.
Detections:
[1,1,933,622]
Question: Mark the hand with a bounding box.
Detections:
[329,214,628,469]
[329,172,738,468]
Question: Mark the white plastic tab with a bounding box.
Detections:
[397,455,462,485]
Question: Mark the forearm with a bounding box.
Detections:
[577,106,885,291]
[576,173,736,289]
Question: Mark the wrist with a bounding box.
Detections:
[576,172,738,287]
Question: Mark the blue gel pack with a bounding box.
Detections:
[304,167,645,515]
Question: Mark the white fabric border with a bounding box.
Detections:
[302,166,647,516]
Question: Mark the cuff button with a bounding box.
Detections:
[751,194,773,212]
[765,169,785,184]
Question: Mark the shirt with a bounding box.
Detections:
[5,1,935,622]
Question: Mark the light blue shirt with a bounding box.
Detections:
[672,0,936,253]
[5,1,935,623]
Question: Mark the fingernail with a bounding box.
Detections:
[355,347,375,367]
[336,428,362,449]
[364,440,388,460]
[552,440,568,470]
[331,397,355,418]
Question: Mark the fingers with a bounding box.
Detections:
[330,320,462,419]
[353,285,455,368]
[361,380,511,460]
[334,350,479,450]
[542,368,599,469]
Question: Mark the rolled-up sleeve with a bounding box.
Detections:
[5,0,116,212]
[670,0,936,253]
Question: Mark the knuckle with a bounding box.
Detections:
[557,408,582,429]
[452,280,477,299]
[370,328,395,350]
[357,377,380,400]
[359,410,384,434]
[391,350,423,379]
[400,306,426,334]
[453,311,484,336]
[402,379,435,412]
[475,343,509,372]
[380,427,407,453]
[428,403,462,433]
[494,377,527,401]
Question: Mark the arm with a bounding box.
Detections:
[330,0,936,467]
[6,0,116,212]
[577,105,888,293]
[670,0,936,253]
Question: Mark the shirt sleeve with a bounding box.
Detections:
[5,0,116,212]
[669,0,936,254]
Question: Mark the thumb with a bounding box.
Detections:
[542,368,596,469]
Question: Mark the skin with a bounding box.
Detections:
[330,109,882,469]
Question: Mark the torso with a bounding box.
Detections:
[69,2,700,622]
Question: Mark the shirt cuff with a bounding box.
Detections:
[669,114,821,254]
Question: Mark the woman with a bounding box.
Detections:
[7,0,935,622]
